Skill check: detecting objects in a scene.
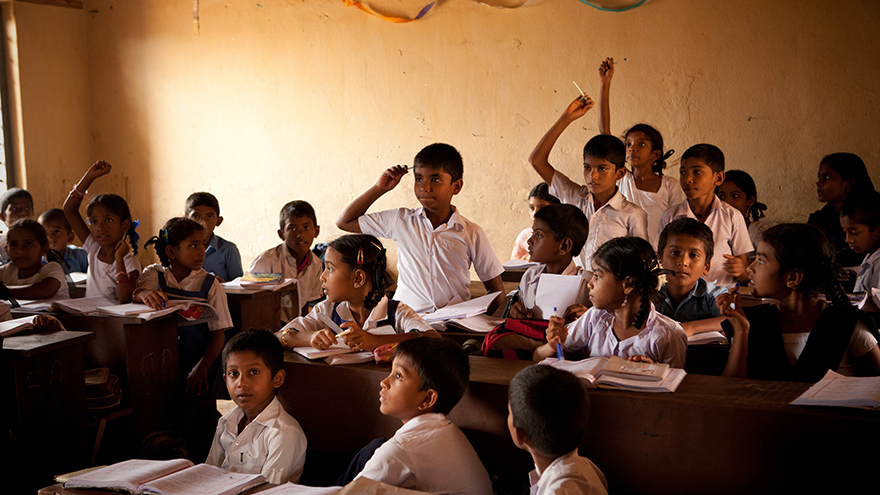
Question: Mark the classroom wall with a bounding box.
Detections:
[12,0,880,269]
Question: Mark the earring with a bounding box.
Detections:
[786,281,795,288]
[620,297,629,309]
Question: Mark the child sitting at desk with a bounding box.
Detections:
[185,192,243,283]
[276,234,436,353]
[840,191,880,295]
[354,338,493,495]
[508,365,608,495]
[0,187,35,263]
[0,219,69,300]
[511,183,560,261]
[206,329,307,484]
[38,208,89,273]
[250,200,324,322]
[336,143,505,313]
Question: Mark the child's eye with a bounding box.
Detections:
[249,369,259,375]
[227,370,239,378]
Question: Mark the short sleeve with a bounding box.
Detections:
[249,248,274,274]
[284,299,333,333]
[262,418,307,483]
[549,170,588,207]
[471,226,504,282]
[849,319,879,358]
[628,206,649,241]
[41,262,69,298]
[728,211,753,257]
[655,322,688,369]
[393,302,434,333]
[358,209,404,240]
[133,264,161,299]
[357,439,415,488]
[123,252,142,274]
[207,278,234,331]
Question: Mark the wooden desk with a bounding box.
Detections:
[279,354,880,494]
[225,289,285,332]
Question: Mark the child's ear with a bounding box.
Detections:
[558,237,573,256]
[510,425,530,450]
[622,276,634,294]
[418,388,439,412]
[120,218,131,234]
[314,225,320,238]
[277,229,285,241]
[452,178,463,196]
[703,260,711,276]
[66,231,75,243]
[352,267,367,289]
[165,243,176,261]
[713,171,726,187]
[272,369,286,388]
[842,178,855,195]
[215,215,223,227]
[615,166,626,181]
[785,268,804,290]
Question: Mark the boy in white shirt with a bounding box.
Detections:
[508,364,608,495]
[528,95,647,271]
[840,191,880,294]
[336,143,504,313]
[207,329,307,484]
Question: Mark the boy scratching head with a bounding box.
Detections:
[679,144,725,202]
[583,135,626,201]
[508,364,589,461]
[185,192,223,240]
[529,204,589,272]
[38,208,74,254]
[412,143,464,224]
[0,187,34,227]
[278,200,319,263]
[380,337,469,423]
[222,329,286,423]
[658,218,715,294]
[840,191,880,256]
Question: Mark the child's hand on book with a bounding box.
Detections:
[627,355,655,364]
[339,322,378,351]
[375,165,409,193]
[310,329,337,350]
[545,315,568,346]
[142,289,169,310]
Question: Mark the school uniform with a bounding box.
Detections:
[356,413,493,495]
[549,171,648,270]
[0,261,69,299]
[206,396,307,484]
[854,249,880,294]
[564,305,688,369]
[62,245,89,273]
[658,196,752,289]
[519,261,588,316]
[511,227,532,261]
[358,206,504,313]
[83,235,142,300]
[202,234,243,282]
[656,278,726,323]
[284,297,433,334]
[250,244,323,321]
[134,264,234,332]
[618,171,683,247]
[529,451,609,495]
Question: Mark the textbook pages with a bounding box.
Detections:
[96,301,219,322]
[542,356,687,393]
[791,370,880,409]
[63,459,264,494]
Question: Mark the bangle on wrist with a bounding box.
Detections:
[69,187,85,199]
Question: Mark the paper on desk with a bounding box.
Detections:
[791,370,880,409]
[533,273,582,320]
[222,276,296,292]
[419,292,501,323]
[51,296,116,314]
[502,259,541,270]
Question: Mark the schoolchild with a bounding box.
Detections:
[0,187,35,263]
[185,192,243,282]
[510,183,560,261]
[336,143,504,313]
[716,170,769,250]
[840,191,880,293]
[63,161,141,302]
[38,208,89,273]
[0,219,69,300]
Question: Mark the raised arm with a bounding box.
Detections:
[336,165,408,233]
[528,96,595,185]
[598,57,614,135]
[63,161,112,243]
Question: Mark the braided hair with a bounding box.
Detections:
[760,223,850,307]
[624,124,675,176]
[144,217,204,267]
[593,237,667,329]
[328,234,394,310]
[87,194,140,254]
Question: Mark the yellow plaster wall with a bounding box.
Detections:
[13,0,880,269]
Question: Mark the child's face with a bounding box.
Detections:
[528,197,552,221]
[278,215,319,260]
[527,218,566,264]
[320,247,359,303]
[1,198,34,226]
[379,355,431,422]
[679,158,724,201]
[816,162,852,204]
[187,206,222,239]
[716,181,754,219]
[661,235,710,291]
[412,166,462,213]
[624,131,661,170]
[167,230,207,272]
[87,204,130,247]
[5,229,47,272]
[224,350,284,421]
[747,241,784,298]
[841,215,880,255]
[587,263,628,310]
[39,219,74,253]
[583,156,624,198]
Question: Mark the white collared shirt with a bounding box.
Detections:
[854,249,880,293]
[529,451,609,495]
[0,261,69,300]
[250,245,324,321]
[134,264,233,331]
[618,171,684,247]
[550,171,649,269]
[206,397,307,484]
[284,296,433,334]
[564,305,688,369]
[359,207,504,313]
[357,413,493,495]
[519,261,588,317]
[83,234,142,300]
[658,196,753,289]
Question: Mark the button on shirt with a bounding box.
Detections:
[359,207,504,313]
[550,171,648,270]
[855,249,880,293]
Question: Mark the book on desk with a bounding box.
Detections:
[543,356,687,392]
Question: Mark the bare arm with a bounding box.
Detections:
[482,275,505,316]
[597,57,614,135]
[63,161,112,243]
[717,292,750,378]
[113,240,137,303]
[679,316,726,337]
[528,96,595,185]
[8,277,61,300]
[336,165,408,233]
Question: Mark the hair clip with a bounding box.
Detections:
[161,229,169,243]
[129,219,140,247]
[357,247,364,265]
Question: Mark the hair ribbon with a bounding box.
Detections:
[357,247,364,265]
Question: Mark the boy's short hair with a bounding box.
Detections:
[682,144,725,173]
[533,204,590,255]
[279,200,317,230]
[38,208,72,233]
[0,187,33,212]
[509,365,589,458]
[841,191,880,231]
[583,134,625,169]
[222,328,284,377]
[529,183,560,204]
[185,192,221,216]
[658,218,715,261]
[394,338,469,415]
[414,143,464,182]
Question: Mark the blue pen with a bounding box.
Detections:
[731,282,740,311]
[554,307,564,362]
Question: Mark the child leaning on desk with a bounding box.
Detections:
[840,191,880,295]
[276,234,437,353]
[0,219,69,300]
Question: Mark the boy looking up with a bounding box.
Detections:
[185,192,243,282]
[658,144,751,289]
[528,97,647,271]
[39,208,89,273]
[336,143,504,313]
[207,329,307,483]
[508,365,608,495]
[656,218,727,336]
[0,187,35,263]
[356,338,492,495]
[840,191,880,294]
[251,200,323,322]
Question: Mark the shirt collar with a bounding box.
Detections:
[206,234,220,253]
[398,412,448,434]
[602,187,628,211]
[220,396,281,433]
[411,206,463,230]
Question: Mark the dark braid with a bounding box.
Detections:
[593,237,665,329]
[328,234,394,310]
[144,217,204,267]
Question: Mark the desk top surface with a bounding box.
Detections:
[2,330,94,356]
